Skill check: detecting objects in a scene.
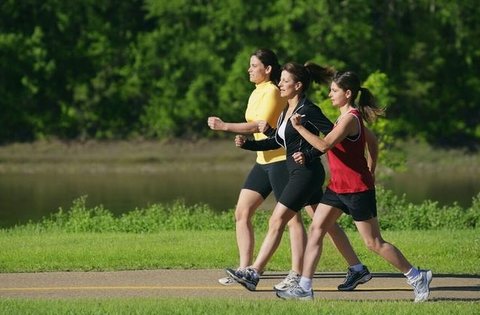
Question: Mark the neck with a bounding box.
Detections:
[339,103,354,115]
[288,94,302,109]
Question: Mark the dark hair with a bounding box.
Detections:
[332,71,385,123]
[282,62,334,93]
[252,48,281,85]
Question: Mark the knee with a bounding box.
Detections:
[286,215,304,230]
[308,224,327,240]
[234,206,255,224]
[268,216,287,233]
[364,238,383,253]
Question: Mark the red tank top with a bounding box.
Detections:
[327,109,374,193]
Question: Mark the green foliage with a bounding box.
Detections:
[12,190,480,234]
[21,196,240,233]
[363,71,406,170]
[370,187,479,230]
[0,1,479,147]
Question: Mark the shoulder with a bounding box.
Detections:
[263,82,280,96]
[256,83,281,103]
[257,81,279,91]
[336,112,359,130]
[302,99,325,115]
[348,108,362,119]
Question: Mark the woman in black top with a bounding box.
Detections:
[226,62,370,292]
[240,94,331,211]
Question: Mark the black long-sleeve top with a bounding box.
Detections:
[241,96,333,164]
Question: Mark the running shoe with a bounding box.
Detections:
[407,269,433,302]
[276,284,314,300]
[225,267,259,291]
[218,267,244,286]
[337,265,372,291]
[273,270,301,291]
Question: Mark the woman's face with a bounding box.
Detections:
[329,81,349,108]
[278,70,301,99]
[248,55,269,84]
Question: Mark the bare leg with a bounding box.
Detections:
[306,204,361,267]
[286,211,308,273]
[327,223,361,266]
[234,189,264,268]
[251,202,296,272]
[302,204,343,278]
[355,217,412,273]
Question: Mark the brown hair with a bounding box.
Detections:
[252,48,282,85]
[332,71,385,123]
[282,62,334,93]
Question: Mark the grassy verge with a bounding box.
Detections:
[1,209,477,314]
[0,229,478,273]
[0,298,477,315]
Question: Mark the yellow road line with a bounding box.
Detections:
[0,286,410,292]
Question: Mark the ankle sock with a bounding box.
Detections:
[404,267,420,280]
[299,276,312,291]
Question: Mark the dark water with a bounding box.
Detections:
[0,168,478,228]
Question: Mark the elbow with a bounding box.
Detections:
[319,141,332,153]
[314,144,329,153]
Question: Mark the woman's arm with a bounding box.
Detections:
[364,127,378,175]
[207,117,260,134]
[291,113,357,153]
[235,135,281,151]
[301,106,334,161]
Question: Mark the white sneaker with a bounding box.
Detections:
[407,269,433,302]
[273,270,301,291]
[276,284,314,300]
[218,276,236,286]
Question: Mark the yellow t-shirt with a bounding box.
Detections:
[245,81,287,164]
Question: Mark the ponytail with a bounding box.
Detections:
[358,87,384,123]
[304,62,334,86]
[333,71,385,123]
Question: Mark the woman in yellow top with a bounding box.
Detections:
[208,49,365,291]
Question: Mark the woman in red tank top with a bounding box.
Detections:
[276,71,432,303]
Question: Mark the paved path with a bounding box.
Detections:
[0,270,478,301]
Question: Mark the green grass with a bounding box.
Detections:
[0,229,478,273]
[1,215,477,314]
[0,298,477,315]
[0,140,478,313]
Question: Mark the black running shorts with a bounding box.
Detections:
[243,160,289,200]
[277,157,325,212]
[321,188,377,221]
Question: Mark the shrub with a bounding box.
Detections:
[9,189,480,233]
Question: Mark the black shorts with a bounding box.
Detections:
[321,187,377,221]
[278,157,325,212]
[243,161,289,200]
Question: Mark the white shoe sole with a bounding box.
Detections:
[218,277,236,286]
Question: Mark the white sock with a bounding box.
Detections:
[299,276,312,291]
[404,267,420,280]
[350,264,364,272]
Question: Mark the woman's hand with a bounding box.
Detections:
[257,120,269,133]
[235,135,247,147]
[290,114,304,129]
[207,116,225,130]
[292,151,305,165]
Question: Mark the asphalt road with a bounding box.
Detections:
[0,269,478,302]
